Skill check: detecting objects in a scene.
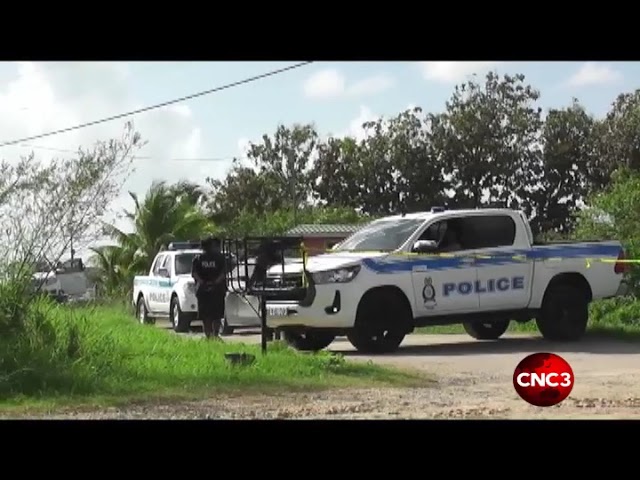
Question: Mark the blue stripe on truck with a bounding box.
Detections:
[133,278,177,288]
[362,243,622,274]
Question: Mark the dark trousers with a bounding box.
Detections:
[197,289,225,336]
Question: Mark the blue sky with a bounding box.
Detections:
[1,61,639,192]
[124,61,640,163]
[0,61,637,254]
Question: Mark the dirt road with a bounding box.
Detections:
[326,333,640,419]
[36,328,640,419]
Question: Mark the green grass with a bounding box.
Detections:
[415,297,640,340]
[0,301,425,412]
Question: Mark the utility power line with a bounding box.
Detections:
[12,142,245,162]
[0,61,313,148]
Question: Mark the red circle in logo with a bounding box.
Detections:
[513,352,574,407]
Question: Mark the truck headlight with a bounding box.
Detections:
[311,265,361,285]
[185,283,196,294]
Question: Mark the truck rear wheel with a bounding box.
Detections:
[283,331,335,351]
[348,288,409,354]
[136,296,154,325]
[463,320,510,340]
[536,284,588,341]
[220,314,235,336]
[170,295,191,333]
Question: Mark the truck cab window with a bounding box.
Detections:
[162,255,172,277]
[460,215,516,249]
[438,219,465,252]
[152,255,165,276]
[419,221,446,242]
[175,253,197,276]
[417,219,465,252]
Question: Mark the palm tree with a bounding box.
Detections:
[95,181,214,294]
[171,180,206,207]
[88,244,138,297]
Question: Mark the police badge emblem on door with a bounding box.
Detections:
[422,277,436,309]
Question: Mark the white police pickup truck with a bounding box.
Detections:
[132,242,237,333]
[233,208,628,353]
[132,243,201,332]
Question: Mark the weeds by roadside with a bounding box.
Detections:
[0,293,423,409]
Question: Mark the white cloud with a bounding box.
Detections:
[303,69,346,99]
[418,61,501,84]
[346,74,395,97]
[566,62,623,87]
[303,69,394,99]
[237,137,251,158]
[344,106,380,141]
[0,61,209,238]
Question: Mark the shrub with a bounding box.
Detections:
[0,299,416,402]
[589,296,640,328]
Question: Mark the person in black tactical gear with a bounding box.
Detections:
[192,237,227,339]
[246,239,285,341]
[248,240,283,290]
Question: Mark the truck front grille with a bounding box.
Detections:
[251,273,307,302]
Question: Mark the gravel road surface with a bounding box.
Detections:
[20,322,640,419]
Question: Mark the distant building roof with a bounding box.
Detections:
[286,223,364,238]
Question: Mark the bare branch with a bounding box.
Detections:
[0,122,145,287]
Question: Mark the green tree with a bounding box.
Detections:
[312,136,364,208]
[206,161,283,226]
[531,100,597,234]
[102,180,214,275]
[387,107,449,211]
[575,169,640,293]
[219,206,367,238]
[314,108,449,215]
[429,72,543,214]
[88,244,137,298]
[354,117,401,215]
[171,180,207,207]
[0,122,142,281]
[596,90,640,175]
[246,124,318,222]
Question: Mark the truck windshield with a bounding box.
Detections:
[333,218,425,252]
[175,253,197,275]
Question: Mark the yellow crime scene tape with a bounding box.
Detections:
[293,242,640,280]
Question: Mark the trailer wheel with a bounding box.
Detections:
[536,284,588,341]
[463,320,510,340]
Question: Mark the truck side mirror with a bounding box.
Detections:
[412,240,438,253]
[157,267,169,278]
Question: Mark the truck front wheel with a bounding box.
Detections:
[283,331,335,351]
[536,284,588,341]
[463,320,510,340]
[170,296,191,333]
[348,289,409,354]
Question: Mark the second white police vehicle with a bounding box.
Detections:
[226,207,628,353]
[132,243,244,334]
